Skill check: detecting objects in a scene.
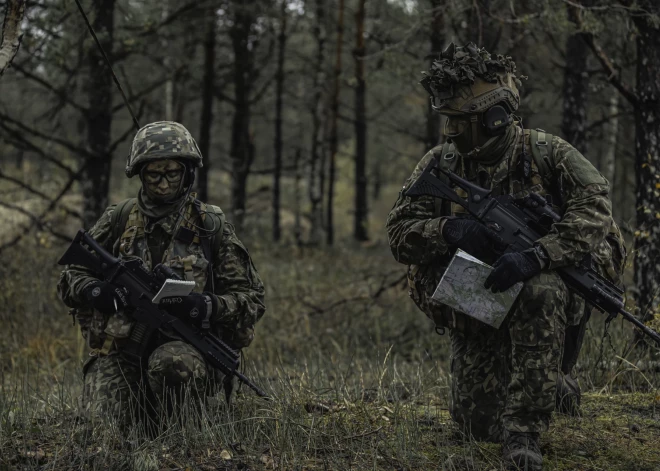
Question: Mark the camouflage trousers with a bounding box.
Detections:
[448,271,568,442]
[81,340,221,428]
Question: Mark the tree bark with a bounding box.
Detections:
[161,0,174,120]
[0,0,25,77]
[353,0,368,241]
[293,148,303,246]
[197,7,217,203]
[229,0,258,231]
[632,11,660,323]
[197,7,217,201]
[308,0,327,246]
[600,93,619,187]
[82,0,115,229]
[273,0,287,242]
[425,0,443,150]
[561,4,591,156]
[326,0,345,246]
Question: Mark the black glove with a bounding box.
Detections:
[484,248,543,293]
[83,281,128,315]
[442,217,506,261]
[159,292,218,329]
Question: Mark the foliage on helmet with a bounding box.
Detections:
[125,121,203,177]
[420,42,525,114]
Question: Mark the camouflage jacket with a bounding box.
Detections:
[386,127,625,329]
[58,196,266,350]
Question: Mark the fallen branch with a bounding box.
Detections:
[303,272,407,317]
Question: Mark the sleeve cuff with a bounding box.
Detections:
[536,237,566,269]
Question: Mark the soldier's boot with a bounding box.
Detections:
[502,432,543,471]
[555,372,581,416]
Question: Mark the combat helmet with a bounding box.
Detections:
[420,42,523,116]
[125,121,203,177]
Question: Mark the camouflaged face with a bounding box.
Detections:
[126,121,203,177]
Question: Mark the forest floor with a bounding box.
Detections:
[1,177,659,470]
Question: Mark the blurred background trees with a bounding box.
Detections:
[1,0,659,323]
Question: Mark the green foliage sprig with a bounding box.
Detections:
[421,42,524,99]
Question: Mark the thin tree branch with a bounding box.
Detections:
[0,170,82,220]
[569,5,638,105]
[11,63,89,115]
[0,123,78,176]
[0,111,96,160]
[109,100,146,153]
[0,165,83,253]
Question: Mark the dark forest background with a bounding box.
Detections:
[1,0,659,321]
[1,1,660,470]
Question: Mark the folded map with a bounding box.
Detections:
[432,249,523,328]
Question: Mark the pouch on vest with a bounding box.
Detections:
[405,143,480,334]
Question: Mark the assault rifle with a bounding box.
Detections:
[58,229,269,398]
[404,159,660,347]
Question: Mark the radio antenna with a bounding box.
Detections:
[74,0,140,130]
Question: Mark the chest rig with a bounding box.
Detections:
[111,195,225,293]
[433,128,557,219]
[409,129,557,334]
[89,196,226,356]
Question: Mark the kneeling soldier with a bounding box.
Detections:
[386,43,625,470]
[58,122,265,428]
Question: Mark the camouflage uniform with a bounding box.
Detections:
[58,122,265,427]
[387,129,625,441]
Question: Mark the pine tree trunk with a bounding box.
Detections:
[273,0,287,242]
[633,13,660,322]
[326,0,344,246]
[353,0,368,241]
[197,7,216,203]
[293,148,303,246]
[600,94,618,187]
[161,0,173,120]
[82,0,115,229]
[425,0,443,150]
[229,0,257,232]
[308,0,327,246]
[561,5,591,156]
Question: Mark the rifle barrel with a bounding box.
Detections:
[617,308,660,346]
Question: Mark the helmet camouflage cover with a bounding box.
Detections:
[125,121,203,177]
[420,42,524,115]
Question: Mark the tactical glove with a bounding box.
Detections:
[484,247,544,293]
[83,280,128,315]
[159,292,218,329]
[441,217,506,261]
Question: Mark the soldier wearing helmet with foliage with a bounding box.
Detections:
[58,121,265,428]
[386,43,626,470]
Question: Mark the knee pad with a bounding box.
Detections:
[147,341,207,394]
